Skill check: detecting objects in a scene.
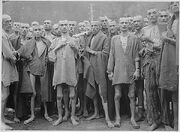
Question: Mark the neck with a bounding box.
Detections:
[121,31,128,37]
[61,33,69,38]
[45,30,51,34]
[35,37,41,41]
[135,28,142,33]
[150,21,157,26]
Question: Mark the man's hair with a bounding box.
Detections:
[2,14,11,23]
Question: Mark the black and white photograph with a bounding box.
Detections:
[1,0,179,131]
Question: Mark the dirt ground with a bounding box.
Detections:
[7,112,169,131]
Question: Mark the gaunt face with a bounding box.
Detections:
[33,25,42,38]
[91,21,100,35]
[44,20,52,31]
[158,11,170,24]
[59,20,69,34]
[109,21,117,34]
[21,23,30,36]
[99,16,108,29]
[119,17,129,32]
[147,9,159,24]
[133,16,143,30]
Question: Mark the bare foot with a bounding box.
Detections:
[83,110,88,117]
[71,116,79,126]
[149,123,158,131]
[74,116,79,121]
[130,119,140,129]
[24,115,35,125]
[4,118,15,124]
[14,117,20,123]
[44,115,53,122]
[1,122,13,130]
[106,120,114,128]
[76,109,83,116]
[86,113,100,121]
[114,119,121,127]
[63,112,69,121]
[53,117,63,126]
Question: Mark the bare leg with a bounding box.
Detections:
[172,90,178,130]
[129,84,140,129]
[43,101,53,122]
[83,95,88,117]
[98,86,114,128]
[24,74,36,124]
[76,76,84,116]
[114,85,121,127]
[86,95,100,120]
[69,86,79,125]
[53,85,63,126]
[1,84,14,130]
[63,88,69,121]
[13,82,20,123]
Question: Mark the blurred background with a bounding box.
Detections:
[3,1,169,24]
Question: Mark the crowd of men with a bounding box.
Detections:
[2,2,179,131]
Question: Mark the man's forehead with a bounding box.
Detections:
[2,14,11,22]
[78,22,85,26]
[91,21,100,25]
[159,10,169,15]
[109,21,116,26]
[21,23,30,27]
[14,22,20,25]
[44,20,51,23]
[147,9,158,14]
[32,21,39,25]
[69,21,77,25]
[133,16,143,21]
[119,17,129,23]
[99,16,108,21]
[33,25,41,30]
[59,20,68,25]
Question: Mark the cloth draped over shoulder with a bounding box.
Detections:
[159,31,177,91]
[2,30,19,87]
[85,31,109,100]
[107,34,140,85]
[17,37,50,77]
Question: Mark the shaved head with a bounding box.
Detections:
[147,8,159,24]
[31,21,39,27]
[2,14,11,23]
[59,20,69,34]
[2,14,12,31]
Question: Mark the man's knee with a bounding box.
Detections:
[2,85,10,101]
[69,92,76,100]
[32,91,36,97]
[57,94,63,101]
[128,93,135,100]
[114,93,121,101]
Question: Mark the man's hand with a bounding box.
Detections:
[133,69,140,80]
[12,51,18,57]
[108,72,113,80]
[91,50,98,55]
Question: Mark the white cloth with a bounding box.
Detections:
[120,35,128,52]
